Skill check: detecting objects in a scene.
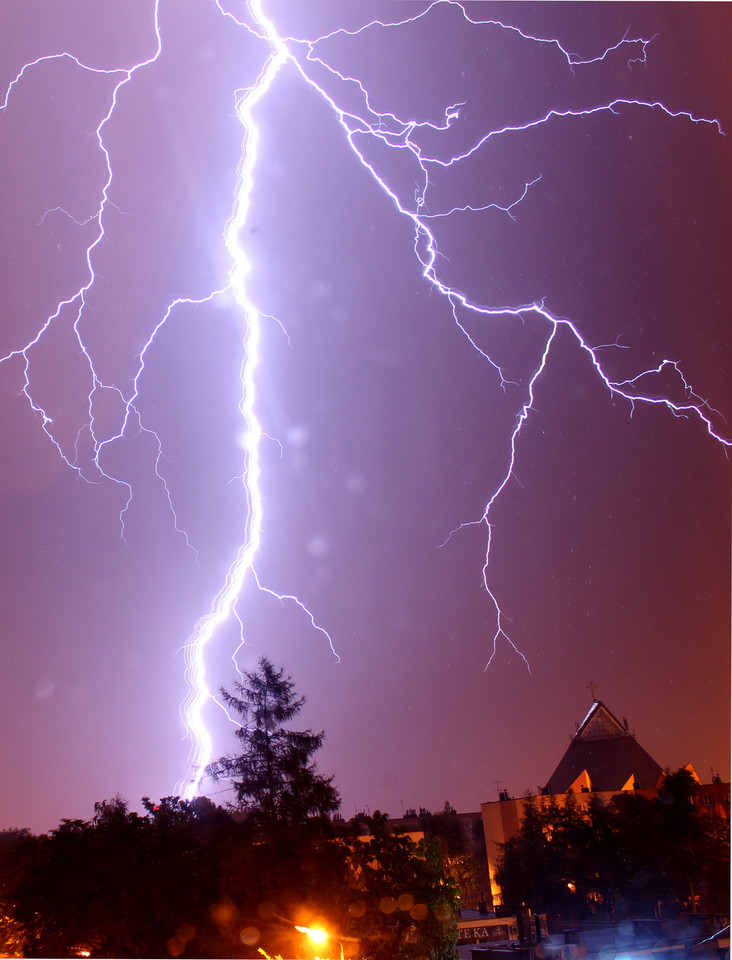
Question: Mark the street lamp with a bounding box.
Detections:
[296,925,347,960]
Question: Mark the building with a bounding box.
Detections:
[544,699,664,795]
[480,698,729,908]
[690,771,731,820]
[385,804,489,909]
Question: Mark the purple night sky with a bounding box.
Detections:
[0,2,729,834]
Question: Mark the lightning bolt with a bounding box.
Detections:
[1,1,728,800]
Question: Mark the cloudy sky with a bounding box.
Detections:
[0,1,729,833]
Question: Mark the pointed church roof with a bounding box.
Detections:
[544,700,664,795]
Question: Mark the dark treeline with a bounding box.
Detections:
[0,798,458,958]
[497,768,730,925]
[0,659,459,959]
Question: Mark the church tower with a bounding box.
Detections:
[543,699,664,795]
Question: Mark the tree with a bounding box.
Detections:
[4,796,241,958]
[0,829,34,958]
[339,813,460,960]
[654,768,728,914]
[417,810,490,908]
[497,771,730,924]
[208,812,459,959]
[206,657,340,824]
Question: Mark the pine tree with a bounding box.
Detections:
[206,657,340,823]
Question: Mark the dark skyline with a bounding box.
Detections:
[0,2,729,833]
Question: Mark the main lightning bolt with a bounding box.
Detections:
[179,0,321,797]
[1,1,728,800]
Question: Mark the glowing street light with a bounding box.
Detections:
[296,924,327,945]
[296,925,346,959]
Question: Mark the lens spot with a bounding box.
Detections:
[397,893,415,911]
[379,896,397,914]
[240,927,259,945]
[410,903,428,921]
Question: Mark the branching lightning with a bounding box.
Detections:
[1,0,729,799]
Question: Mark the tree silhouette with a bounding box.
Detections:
[206,657,340,824]
[497,771,730,922]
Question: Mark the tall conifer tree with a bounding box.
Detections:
[207,657,340,823]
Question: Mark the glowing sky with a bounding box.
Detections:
[0,2,729,833]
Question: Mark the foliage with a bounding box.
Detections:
[0,796,241,958]
[0,829,33,958]
[417,810,490,908]
[335,813,459,960]
[206,657,340,825]
[496,769,730,923]
[0,803,459,958]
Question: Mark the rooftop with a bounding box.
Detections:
[544,700,664,794]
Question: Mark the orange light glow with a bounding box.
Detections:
[296,925,328,945]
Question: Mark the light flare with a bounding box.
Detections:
[296,925,328,945]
